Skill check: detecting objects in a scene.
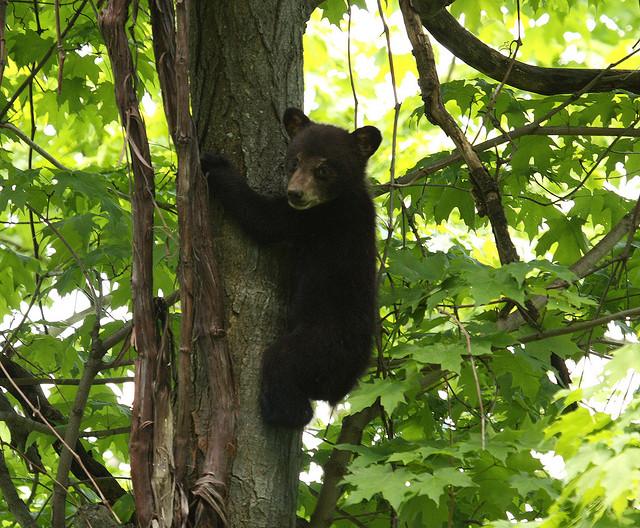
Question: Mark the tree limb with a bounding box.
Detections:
[519,306,640,344]
[414,0,640,95]
[377,126,640,194]
[498,204,640,332]
[52,319,108,527]
[400,0,576,385]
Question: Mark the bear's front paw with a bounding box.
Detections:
[200,152,231,176]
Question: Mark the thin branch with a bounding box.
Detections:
[0,376,133,386]
[26,206,99,305]
[346,1,358,128]
[447,313,486,449]
[54,0,66,95]
[377,126,640,194]
[498,202,640,332]
[0,276,44,357]
[519,306,640,344]
[0,122,71,170]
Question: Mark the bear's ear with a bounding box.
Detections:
[352,126,382,159]
[283,108,311,139]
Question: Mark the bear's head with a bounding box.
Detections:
[282,108,381,210]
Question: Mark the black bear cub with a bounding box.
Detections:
[201,108,381,428]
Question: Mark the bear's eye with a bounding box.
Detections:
[287,158,298,173]
[315,164,332,181]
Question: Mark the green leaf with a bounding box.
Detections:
[414,467,474,503]
[343,464,414,510]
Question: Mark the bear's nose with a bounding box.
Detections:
[287,190,304,203]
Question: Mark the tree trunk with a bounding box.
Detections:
[191,2,310,527]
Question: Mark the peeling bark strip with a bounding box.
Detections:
[97,1,162,525]
[151,0,237,525]
[414,0,640,95]
[399,0,519,266]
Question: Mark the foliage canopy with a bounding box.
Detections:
[0,0,639,526]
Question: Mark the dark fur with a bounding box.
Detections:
[201,108,381,428]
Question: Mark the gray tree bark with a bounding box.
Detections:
[191,2,311,527]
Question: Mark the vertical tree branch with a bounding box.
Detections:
[150,0,236,525]
[174,1,236,524]
[98,1,161,525]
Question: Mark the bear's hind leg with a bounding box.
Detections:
[260,340,313,428]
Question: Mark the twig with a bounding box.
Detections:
[26,207,98,305]
[447,313,486,449]
[346,1,358,128]
[0,277,44,357]
[0,376,133,386]
[519,306,640,344]
[0,122,70,170]
[375,0,403,288]
[54,0,65,94]
[499,201,640,332]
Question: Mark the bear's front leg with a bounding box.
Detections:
[201,151,295,244]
